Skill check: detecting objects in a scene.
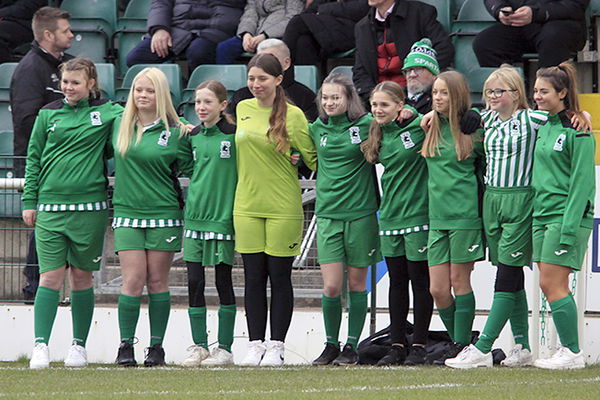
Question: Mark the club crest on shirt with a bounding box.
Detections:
[400,131,415,149]
[553,133,566,152]
[349,126,361,144]
[90,111,102,126]
[220,140,231,158]
[157,130,171,146]
[510,119,520,136]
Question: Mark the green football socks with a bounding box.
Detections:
[347,290,367,347]
[322,294,342,345]
[218,304,236,352]
[34,286,60,344]
[509,290,530,350]
[118,294,141,344]
[475,291,515,354]
[188,306,208,349]
[148,291,171,346]
[70,287,94,347]
[437,301,456,342]
[454,292,475,346]
[550,295,580,354]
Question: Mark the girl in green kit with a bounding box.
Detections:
[310,73,381,366]
[23,58,123,369]
[421,70,485,365]
[112,68,189,367]
[530,62,594,370]
[181,80,237,367]
[362,81,433,366]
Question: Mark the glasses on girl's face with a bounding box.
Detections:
[402,67,426,76]
[484,89,517,99]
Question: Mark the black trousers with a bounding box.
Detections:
[282,15,322,66]
[0,20,33,63]
[473,20,586,68]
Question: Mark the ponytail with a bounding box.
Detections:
[536,61,580,116]
[268,85,290,152]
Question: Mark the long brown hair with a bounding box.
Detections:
[316,72,365,121]
[421,70,475,161]
[248,53,290,152]
[60,57,101,99]
[361,81,405,164]
[536,61,580,116]
[195,80,235,125]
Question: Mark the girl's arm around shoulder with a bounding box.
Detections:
[288,105,317,171]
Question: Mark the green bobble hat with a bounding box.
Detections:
[402,38,439,75]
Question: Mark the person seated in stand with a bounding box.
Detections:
[402,38,439,115]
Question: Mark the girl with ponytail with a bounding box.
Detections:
[234,53,317,366]
[529,61,595,370]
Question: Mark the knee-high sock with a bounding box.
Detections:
[347,290,367,347]
[475,292,515,353]
[148,291,171,346]
[386,256,409,345]
[242,253,268,341]
[321,295,342,345]
[34,286,60,344]
[509,290,530,350]
[437,302,456,342]
[71,287,94,347]
[118,294,141,344]
[408,260,433,346]
[188,306,207,349]
[550,295,580,353]
[267,255,294,342]
[454,292,475,346]
[218,304,236,352]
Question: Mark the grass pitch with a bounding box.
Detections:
[0,362,599,399]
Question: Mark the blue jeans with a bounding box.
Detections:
[216,36,244,64]
[126,36,217,70]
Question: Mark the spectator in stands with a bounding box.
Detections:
[353,0,453,106]
[215,0,304,64]
[282,0,369,66]
[227,38,318,122]
[402,38,438,115]
[474,0,589,68]
[10,6,73,302]
[125,0,246,71]
[0,0,46,63]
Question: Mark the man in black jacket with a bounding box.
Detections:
[10,6,73,301]
[474,0,590,68]
[0,0,46,63]
[227,38,318,122]
[352,0,454,106]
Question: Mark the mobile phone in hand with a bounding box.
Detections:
[500,9,513,16]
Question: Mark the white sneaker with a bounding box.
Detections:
[64,344,88,367]
[239,340,266,366]
[260,340,285,367]
[201,347,234,366]
[182,345,210,367]
[501,344,533,367]
[534,346,585,370]
[445,344,492,369]
[30,343,50,369]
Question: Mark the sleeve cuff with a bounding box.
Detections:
[22,201,37,210]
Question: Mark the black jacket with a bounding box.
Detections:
[227,66,318,122]
[484,0,589,22]
[10,41,73,169]
[292,0,370,56]
[0,0,46,28]
[406,87,432,115]
[352,0,454,104]
[147,0,246,55]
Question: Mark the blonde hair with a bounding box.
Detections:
[536,61,580,116]
[483,65,529,112]
[117,67,184,156]
[361,81,405,164]
[60,57,100,99]
[195,80,235,125]
[421,70,475,161]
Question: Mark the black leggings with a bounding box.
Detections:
[187,262,236,307]
[494,263,525,293]
[242,252,294,342]
[386,256,433,345]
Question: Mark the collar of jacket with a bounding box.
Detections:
[368,0,407,23]
[31,40,68,68]
[282,66,296,89]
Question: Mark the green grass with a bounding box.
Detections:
[0,362,599,399]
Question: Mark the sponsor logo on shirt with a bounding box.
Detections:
[401,131,415,149]
[220,141,232,158]
[157,130,171,147]
[349,126,362,144]
[553,134,566,152]
[90,111,102,126]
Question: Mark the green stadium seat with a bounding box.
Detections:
[329,65,353,80]
[0,101,12,131]
[452,0,467,18]
[419,0,452,32]
[452,0,495,34]
[60,0,117,31]
[114,31,147,76]
[591,0,600,16]
[0,63,17,101]
[115,63,182,105]
[294,65,319,92]
[96,63,116,100]
[0,130,13,173]
[113,0,151,76]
